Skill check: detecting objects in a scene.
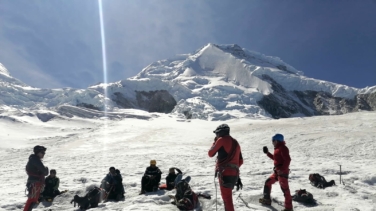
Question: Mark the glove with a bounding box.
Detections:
[235,177,243,191]
[214,136,218,143]
[263,146,268,154]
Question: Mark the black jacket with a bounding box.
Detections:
[45,176,60,190]
[25,154,48,183]
[165,168,182,190]
[144,166,162,182]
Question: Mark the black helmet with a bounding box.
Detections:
[213,124,230,133]
[33,145,47,154]
[213,124,230,137]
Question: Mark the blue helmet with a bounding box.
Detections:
[272,134,284,142]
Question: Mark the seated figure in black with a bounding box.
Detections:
[42,169,62,201]
[101,167,124,201]
[166,167,182,190]
[140,160,162,194]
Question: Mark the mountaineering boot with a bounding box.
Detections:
[259,198,272,205]
[281,209,293,211]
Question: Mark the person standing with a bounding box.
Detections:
[259,134,293,211]
[208,124,243,211]
[24,145,49,211]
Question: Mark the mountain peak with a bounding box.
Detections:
[0,63,11,77]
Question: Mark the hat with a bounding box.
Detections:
[272,134,284,142]
[150,160,157,165]
[109,166,115,171]
[50,169,56,174]
[33,145,47,154]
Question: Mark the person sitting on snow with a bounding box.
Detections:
[140,160,162,194]
[166,167,182,190]
[42,169,62,201]
[101,167,124,200]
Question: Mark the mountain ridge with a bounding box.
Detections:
[1,43,375,120]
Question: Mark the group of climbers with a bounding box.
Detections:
[208,124,293,211]
[23,124,294,211]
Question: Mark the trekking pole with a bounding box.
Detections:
[103,185,113,202]
[339,165,342,184]
[214,175,217,211]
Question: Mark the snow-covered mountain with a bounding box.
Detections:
[1,43,376,120]
[91,43,376,120]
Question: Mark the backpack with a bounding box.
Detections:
[174,180,198,211]
[70,186,102,210]
[292,189,314,204]
[309,173,335,189]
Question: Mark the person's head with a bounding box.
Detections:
[213,124,230,138]
[169,168,175,174]
[50,169,56,177]
[33,145,47,159]
[272,134,284,147]
[109,166,116,175]
[150,160,157,167]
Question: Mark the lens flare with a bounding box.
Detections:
[98,0,108,114]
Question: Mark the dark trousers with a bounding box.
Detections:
[141,175,160,192]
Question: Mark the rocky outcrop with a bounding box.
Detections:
[111,92,136,109]
[258,75,376,119]
[76,103,101,111]
[136,90,177,113]
[110,90,177,113]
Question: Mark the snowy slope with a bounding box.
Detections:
[0,109,375,210]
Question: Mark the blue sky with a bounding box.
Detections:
[0,0,375,89]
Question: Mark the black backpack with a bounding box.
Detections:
[174,180,198,210]
[292,189,314,204]
[309,173,335,189]
[71,187,102,210]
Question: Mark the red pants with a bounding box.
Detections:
[218,167,238,211]
[24,182,43,211]
[263,173,292,210]
[219,185,234,211]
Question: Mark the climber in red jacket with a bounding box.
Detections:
[259,134,293,211]
[208,124,243,211]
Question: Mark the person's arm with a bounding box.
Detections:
[280,147,291,170]
[266,152,274,160]
[32,157,49,176]
[239,151,244,167]
[175,168,182,175]
[53,178,60,190]
[208,138,224,157]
